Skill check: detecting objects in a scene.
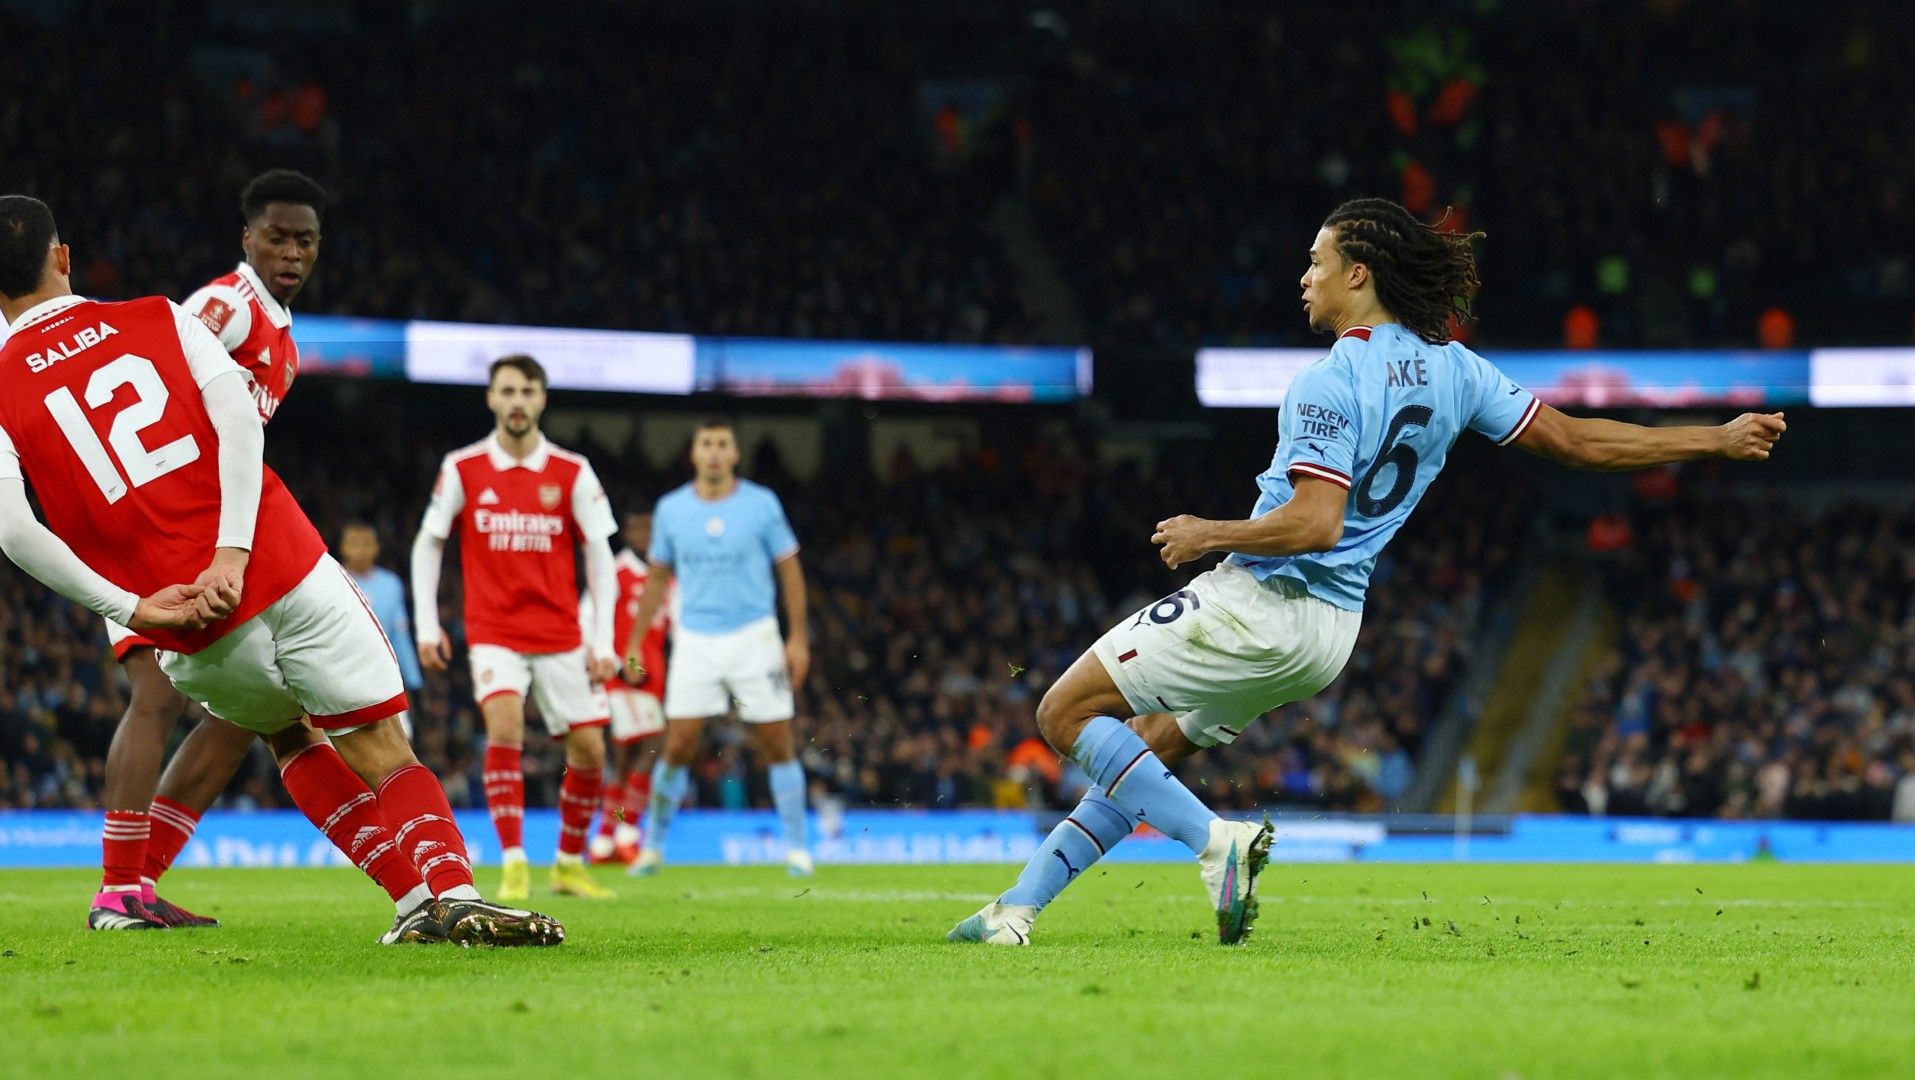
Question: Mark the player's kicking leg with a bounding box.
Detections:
[949,713,1213,945]
[89,647,192,930]
[950,654,1269,946]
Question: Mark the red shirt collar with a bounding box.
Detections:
[1340,325,1373,341]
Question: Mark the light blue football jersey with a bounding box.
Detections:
[649,479,800,634]
[1228,323,1539,610]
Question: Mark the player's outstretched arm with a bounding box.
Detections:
[623,561,674,685]
[0,477,211,629]
[1152,476,1347,569]
[1514,404,1785,471]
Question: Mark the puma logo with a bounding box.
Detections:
[1052,849,1081,881]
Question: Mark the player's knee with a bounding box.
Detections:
[265,723,325,763]
[566,729,607,770]
[126,680,189,725]
[1034,688,1078,749]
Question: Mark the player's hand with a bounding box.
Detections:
[1152,515,1215,569]
[193,547,249,618]
[621,652,649,688]
[785,636,810,690]
[588,651,619,683]
[1718,412,1786,461]
[131,583,213,630]
[418,635,451,672]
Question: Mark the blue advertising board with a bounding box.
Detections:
[696,337,1092,403]
[3,810,1911,868]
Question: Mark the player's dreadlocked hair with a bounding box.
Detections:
[1322,198,1483,345]
[240,169,327,224]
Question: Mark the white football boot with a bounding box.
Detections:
[946,901,1037,946]
[1198,816,1274,945]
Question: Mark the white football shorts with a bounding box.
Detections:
[664,616,794,723]
[469,643,610,740]
[608,688,666,744]
[1090,561,1361,748]
[158,556,408,736]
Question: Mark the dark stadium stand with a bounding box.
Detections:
[1,3,1908,349]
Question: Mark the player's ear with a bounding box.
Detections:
[51,243,71,279]
[1347,261,1369,291]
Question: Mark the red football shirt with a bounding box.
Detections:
[0,295,326,653]
[183,263,299,423]
[420,434,617,653]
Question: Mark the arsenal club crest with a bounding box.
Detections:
[539,484,563,510]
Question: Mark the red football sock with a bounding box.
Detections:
[281,743,425,903]
[557,765,603,857]
[143,795,201,883]
[623,770,650,831]
[376,764,474,897]
[597,779,625,837]
[483,742,525,852]
[102,810,149,890]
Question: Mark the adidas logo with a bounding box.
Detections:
[478,488,501,505]
[351,825,383,854]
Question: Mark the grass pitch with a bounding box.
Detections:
[3,862,1911,1078]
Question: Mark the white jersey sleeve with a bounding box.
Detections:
[181,283,254,354]
[571,458,618,540]
[0,419,18,483]
[170,302,247,388]
[419,455,467,540]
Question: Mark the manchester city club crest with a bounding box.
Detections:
[539,484,563,510]
[705,516,725,537]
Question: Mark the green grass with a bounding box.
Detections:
[3,862,1912,1078]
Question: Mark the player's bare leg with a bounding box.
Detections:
[958,649,1270,946]
[479,693,531,900]
[552,725,615,898]
[632,716,705,876]
[749,719,812,876]
[330,714,562,947]
[91,648,190,929]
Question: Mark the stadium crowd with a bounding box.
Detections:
[1557,491,1915,822]
[1030,4,1915,348]
[0,404,1525,816]
[2,3,1910,351]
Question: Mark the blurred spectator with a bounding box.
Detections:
[1561,492,1915,821]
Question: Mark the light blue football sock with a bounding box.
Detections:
[1000,785,1133,910]
[1069,715,1215,855]
[647,760,690,855]
[767,759,808,853]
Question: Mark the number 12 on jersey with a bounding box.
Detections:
[44,353,201,503]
